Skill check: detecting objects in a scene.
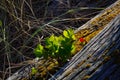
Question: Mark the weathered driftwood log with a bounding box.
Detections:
[49,14,120,80]
[7,0,120,80]
[6,60,36,80]
[49,3,120,80]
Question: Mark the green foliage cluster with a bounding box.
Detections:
[34,29,76,61]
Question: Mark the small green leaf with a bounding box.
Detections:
[63,30,69,38]
[71,45,76,53]
[34,44,44,57]
[49,34,55,41]
[31,67,38,75]
[63,29,75,40]
[58,36,64,41]
[72,35,76,40]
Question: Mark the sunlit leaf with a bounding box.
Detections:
[63,30,69,38]
[71,45,76,54]
[34,44,44,57]
[31,67,38,75]
[72,35,76,40]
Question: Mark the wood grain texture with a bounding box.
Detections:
[49,14,120,80]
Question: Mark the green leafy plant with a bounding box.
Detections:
[31,67,38,75]
[34,29,76,61]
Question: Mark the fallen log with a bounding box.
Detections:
[7,0,120,80]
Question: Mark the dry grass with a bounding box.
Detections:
[0,0,117,79]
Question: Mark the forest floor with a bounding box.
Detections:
[0,0,117,79]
